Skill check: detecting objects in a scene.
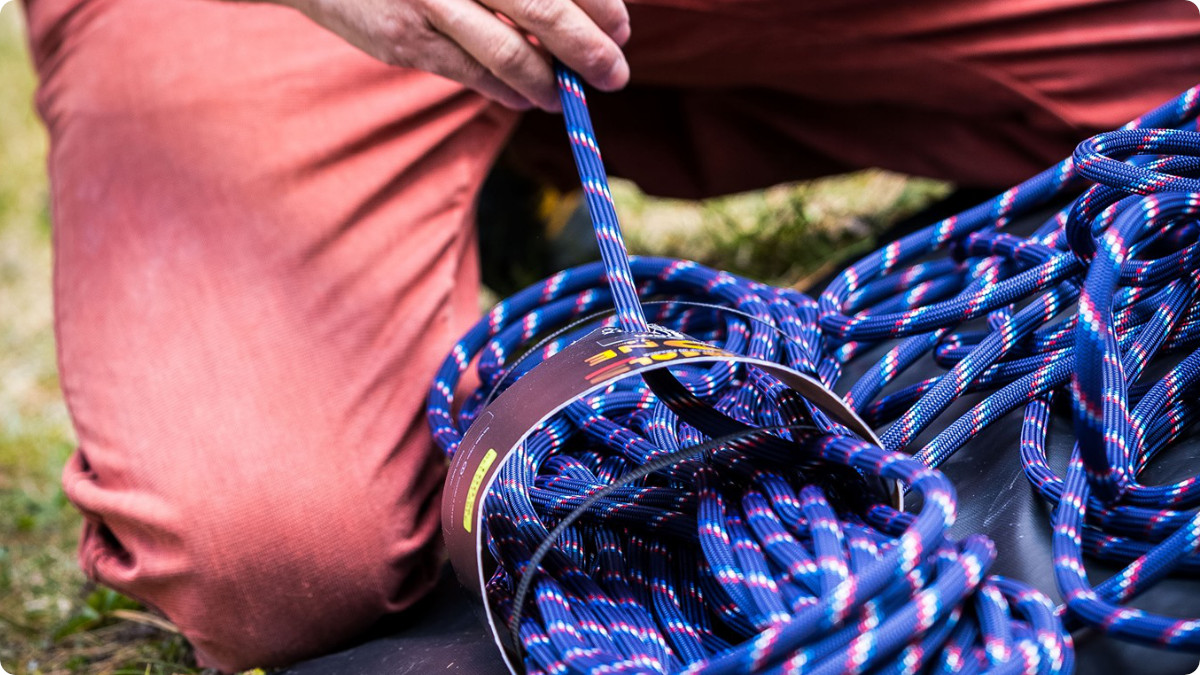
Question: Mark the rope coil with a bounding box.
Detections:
[428,69,1200,673]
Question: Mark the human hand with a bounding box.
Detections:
[278,0,630,111]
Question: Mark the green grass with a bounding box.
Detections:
[614,171,949,289]
[0,1,81,669]
[0,4,946,673]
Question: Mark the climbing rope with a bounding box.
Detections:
[427,69,1200,673]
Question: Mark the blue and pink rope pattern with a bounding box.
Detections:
[427,67,1200,673]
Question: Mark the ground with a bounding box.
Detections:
[0,5,947,673]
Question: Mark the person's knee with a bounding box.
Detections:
[68,444,445,672]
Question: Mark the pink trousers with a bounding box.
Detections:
[23,0,1200,670]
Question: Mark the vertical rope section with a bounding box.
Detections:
[557,64,647,334]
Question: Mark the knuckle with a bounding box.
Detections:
[379,11,422,53]
[380,9,415,42]
[379,19,404,44]
[489,37,528,75]
[597,0,628,31]
[517,0,562,27]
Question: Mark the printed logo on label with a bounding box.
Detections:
[583,337,729,384]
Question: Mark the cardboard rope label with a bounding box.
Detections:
[442,325,891,673]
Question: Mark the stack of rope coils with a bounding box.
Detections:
[427,69,1200,674]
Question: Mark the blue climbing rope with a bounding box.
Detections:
[427,67,1200,673]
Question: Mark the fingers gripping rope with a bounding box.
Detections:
[428,69,1200,673]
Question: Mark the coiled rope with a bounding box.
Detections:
[427,68,1200,673]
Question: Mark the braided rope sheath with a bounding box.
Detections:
[427,69,1200,673]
